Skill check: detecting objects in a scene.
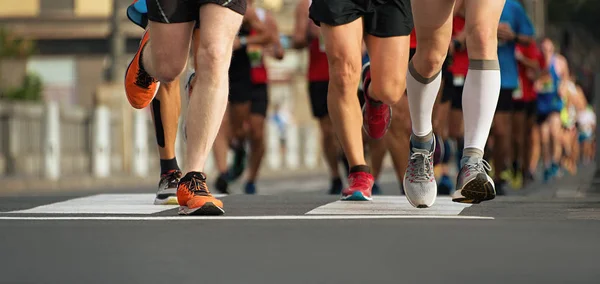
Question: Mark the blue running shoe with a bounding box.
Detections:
[245,182,256,195]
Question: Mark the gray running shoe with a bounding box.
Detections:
[403,139,437,208]
[452,157,496,204]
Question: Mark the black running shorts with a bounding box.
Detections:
[250,83,268,117]
[513,100,537,117]
[496,89,514,113]
[309,81,329,119]
[309,0,413,37]
[229,80,253,104]
[147,0,247,23]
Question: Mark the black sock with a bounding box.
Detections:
[160,158,180,175]
[349,165,370,174]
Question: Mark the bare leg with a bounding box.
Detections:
[320,20,365,168]
[185,5,243,173]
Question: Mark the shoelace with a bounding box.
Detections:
[187,176,211,195]
[410,149,433,182]
[465,159,492,174]
[161,171,181,187]
[134,68,157,89]
[350,173,371,189]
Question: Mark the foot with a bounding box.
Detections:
[124,30,159,109]
[154,170,182,205]
[228,142,247,181]
[372,182,382,195]
[328,177,343,195]
[403,139,437,208]
[361,62,391,139]
[452,157,496,204]
[177,172,224,215]
[215,172,230,194]
[244,182,256,195]
[437,175,453,196]
[341,172,374,201]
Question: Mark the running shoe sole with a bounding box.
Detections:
[341,191,373,201]
[452,173,496,204]
[154,195,178,205]
[178,202,225,216]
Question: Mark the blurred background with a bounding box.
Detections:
[0,0,599,189]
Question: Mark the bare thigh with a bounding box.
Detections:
[364,35,411,104]
[410,0,455,76]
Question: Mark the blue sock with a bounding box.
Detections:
[410,132,434,151]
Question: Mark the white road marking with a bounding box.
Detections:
[7,194,226,215]
[306,196,472,216]
[0,215,493,221]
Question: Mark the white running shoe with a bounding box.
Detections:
[403,137,437,208]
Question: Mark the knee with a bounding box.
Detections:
[327,55,361,94]
[466,25,497,56]
[196,41,231,76]
[413,50,447,77]
[154,63,184,84]
[370,77,406,105]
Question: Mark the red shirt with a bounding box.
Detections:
[448,16,468,77]
[516,42,545,102]
[249,29,268,84]
[410,29,417,49]
[308,37,329,82]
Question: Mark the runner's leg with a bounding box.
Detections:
[452,0,504,203]
[177,2,246,215]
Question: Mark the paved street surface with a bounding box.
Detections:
[1,168,600,284]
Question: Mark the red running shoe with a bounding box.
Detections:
[361,62,392,139]
[341,171,374,201]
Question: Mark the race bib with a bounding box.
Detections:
[247,48,263,67]
[453,75,465,87]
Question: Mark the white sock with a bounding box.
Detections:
[462,59,501,151]
[406,61,442,137]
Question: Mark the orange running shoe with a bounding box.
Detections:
[125,30,159,109]
[177,172,225,215]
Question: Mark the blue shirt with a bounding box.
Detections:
[498,0,535,89]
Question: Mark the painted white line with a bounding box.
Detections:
[306,196,472,216]
[7,194,226,215]
[0,215,493,221]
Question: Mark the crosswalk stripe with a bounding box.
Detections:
[306,196,471,216]
[7,194,224,215]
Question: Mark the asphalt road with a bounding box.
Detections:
[1,169,599,284]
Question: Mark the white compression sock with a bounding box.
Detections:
[462,59,501,151]
[406,61,442,137]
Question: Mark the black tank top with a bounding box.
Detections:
[229,26,252,85]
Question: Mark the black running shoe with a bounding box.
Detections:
[329,177,343,195]
[228,144,247,181]
[154,170,182,205]
[215,172,230,194]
